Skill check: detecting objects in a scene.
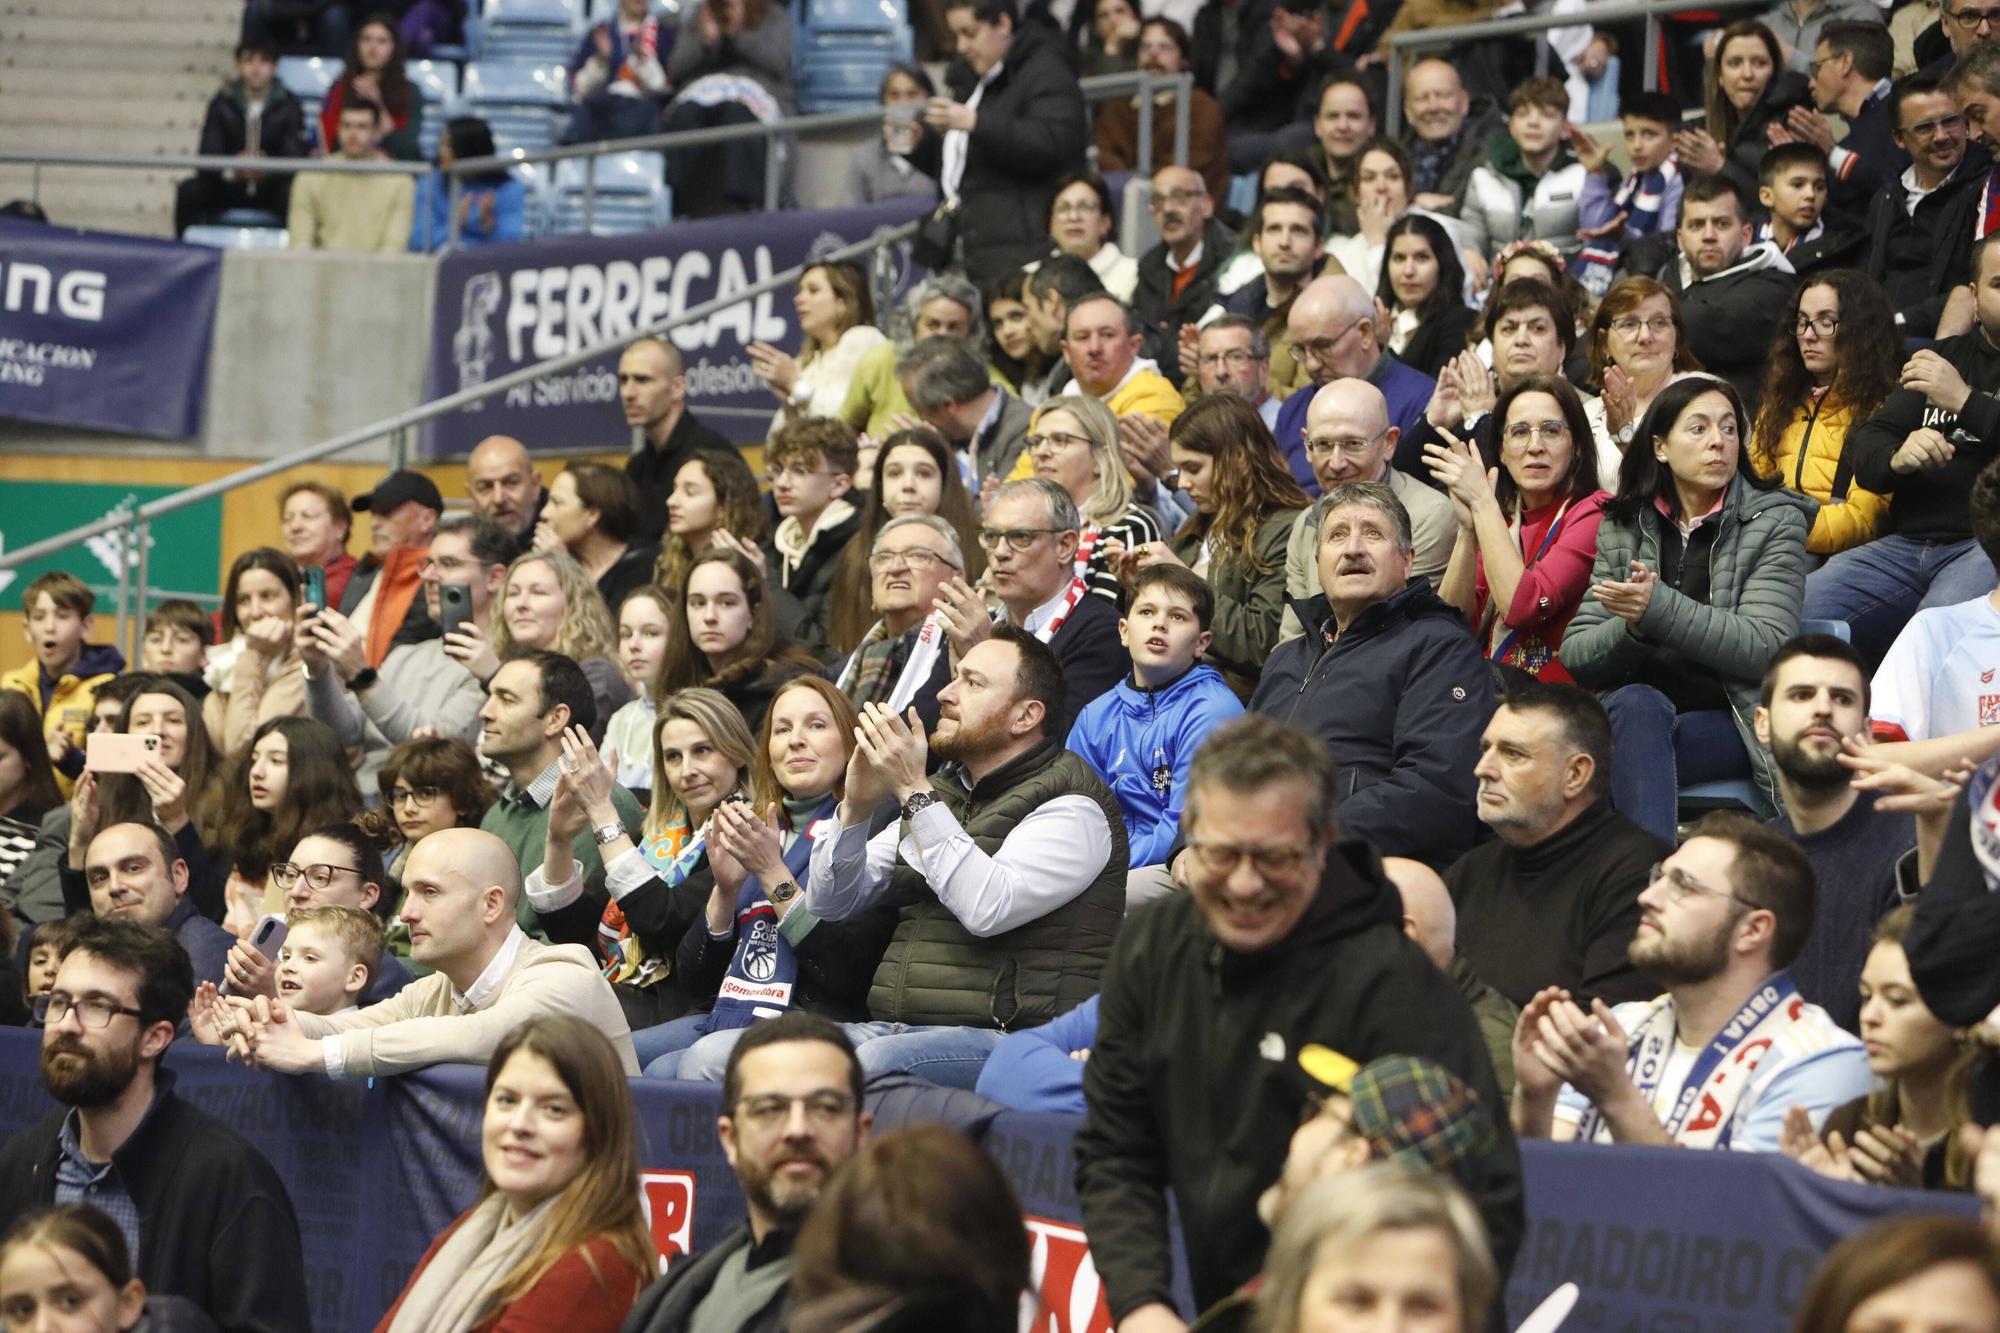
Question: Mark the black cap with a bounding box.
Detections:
[354,470,444,514]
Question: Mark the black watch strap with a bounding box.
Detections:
[349,667,379,692]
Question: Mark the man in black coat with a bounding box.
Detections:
[620,1013,871,1333]
[907,0,1088,283]
[1653,174,1796,412]
[1865,75,1989,338]
[0,918,309,1333]
[621,336,733,545]
[1131,165,1236,354]
[173,36,311,235]
[1075,713,1523,1329]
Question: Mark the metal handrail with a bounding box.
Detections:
[1382,0,1767,127]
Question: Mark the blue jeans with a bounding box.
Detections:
[633,1012,710,1074]
[1602,686,1753,844]
[1804,535,1996,665]
[647,1021,1006,1089]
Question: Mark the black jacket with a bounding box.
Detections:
[196,81,309,167]
[769,511,863,657]
[618,1224,789,1333]
[1865,146,1990,338]
[1191,0,1280,99]
[1444,800,1666,1009]
[627,409,732,546]
[1074,840,1524,1320]
[1660,243,1797,412]
[0,1069,310,1333]
[908,23,1089,282]
[1779,219,1869,279]
[1720,71,1813,202]
[1395,303,1480,380]
[1132,218,1237,352]
[1249,580,1495,869]
[1829,84,1907,216]
[1848,327,2000,539]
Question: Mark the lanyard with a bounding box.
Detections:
[1488,498,1573,661]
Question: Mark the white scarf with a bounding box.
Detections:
[387,1193,561,1333]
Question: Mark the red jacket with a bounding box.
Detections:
[375,1218,646,1333]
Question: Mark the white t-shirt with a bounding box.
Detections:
[1872,594,2000,743]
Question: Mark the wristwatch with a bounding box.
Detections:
[901,791,940,820]
[348,667,378,692]
[592,820,625,847]
[767,880,801,905]
[1615,422,1637,446]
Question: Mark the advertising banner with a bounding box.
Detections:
[0,219,223,439]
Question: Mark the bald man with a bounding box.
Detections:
[1384,855,1518,1096]
[1132,164,1235,350]
[1271,276,1436,492]
[222,828,639,1076]
[620,336,731,542]
[466,435,548,543]
[1399,59,1503,214]
[1278,378,1455,641]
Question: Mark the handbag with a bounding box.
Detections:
[912,196,960,271]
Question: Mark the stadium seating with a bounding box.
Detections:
[793,0,912,113]
[478,0,585,63]
[184,225,295,250]
[276,55,342,151]
[546,150,673,235]
[462,60,572,154]
[406,60,464,161]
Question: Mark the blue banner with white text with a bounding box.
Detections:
[419,196,930,457]
[0,219,222,439]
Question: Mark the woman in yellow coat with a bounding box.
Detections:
[1750,270,1899,556]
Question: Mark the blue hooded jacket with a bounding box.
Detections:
[1066,664,1243,868]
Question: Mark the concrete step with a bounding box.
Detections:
[0,93,208,130]
[4,123,201,158]
[0,15,237,46]
[0,0,232,14]
[0,65,220,99]
[0,42,233,74]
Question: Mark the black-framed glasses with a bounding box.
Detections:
[1950,6,2000,26]
[868,547,959,571]
[1647,862,1760,909]
[978,526,1063,551]
[390,784,444,808]
[1026,430,1093,454]
[1185,840,1314,878]
[270,862,363,891]
[34,992,144,1029]
[733,1091,857,1128]
[1795,314,1841,338]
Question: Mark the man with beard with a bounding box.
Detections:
[1755,635,1916,1033]
[620,1012,869,1333]
[59,822,231,990]
[1445,678,1667,1010]
[465,435,548,548]
[1215,187,1323,406]
[805,628,1126,1088]
[0,917,309,1333]
[1511,813,1870,1151]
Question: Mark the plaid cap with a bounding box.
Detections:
[1348,1054,1498,1187]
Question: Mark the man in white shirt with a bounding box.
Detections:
[1511,813,1870,1152]
[804,627,1127,1089]
[1873,468,2000,753]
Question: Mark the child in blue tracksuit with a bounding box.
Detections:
[1066,564,1243,875]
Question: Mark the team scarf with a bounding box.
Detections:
[704,797,840,1032]
[836,610,948,714]
[1572,160,1681,297]
[1572,972,1805,1149]
[595,812,709,987]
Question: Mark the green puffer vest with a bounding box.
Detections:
[869,740,1128,1029]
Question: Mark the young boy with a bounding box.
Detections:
[764,417,861,655]
[276,905,384,1017]
[22,918,74,1005]
[1066,564,1243,906]
[1571,91,1684,296]
[139,599,215,700]
[1756,142,1865,276]
[1463,78,1590,258]
[1,572,125,791]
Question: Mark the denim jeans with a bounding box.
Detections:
[1803,535,1996,665]
[647,1020,1006,1088]
[633,1012,710,1075]
[1602,686,1753,844]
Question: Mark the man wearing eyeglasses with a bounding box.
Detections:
[1512,813,1869,1152]
[1863,74,1990,338]
[58,821,232,992]
[1793,23,1906,214]
[1271,276,1435,494]
[0,916,312,1333]
[623,1012,869,1333]
[1131,166,1235,354]
[1076,714,1521,1333]
[831,515,966,734]
[1193,316,1278,432]
[1921,0,2000,77]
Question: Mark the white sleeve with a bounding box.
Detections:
[524,861,584,912]
[1870,615,1936,741]
[805,816,903,921]
[898,796,1114,937]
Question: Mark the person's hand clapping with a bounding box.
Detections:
[1781,1105,1862,1181]
[1848,1124,1925,1188]
[1422,427,1495,528]
[67,770,100,867]
[1601,365,1639,436]
[855,704,931,801]
[1567,123,1612,175]
[1592,560,1657,625]
[1672,127,1724,176]
[714,798,786,883]
[1453,350,1497,419]
[1512,986,1573,1104]
[237,994,319,1073]
[1532,995,1633,1104]
[1117,413,1173,484]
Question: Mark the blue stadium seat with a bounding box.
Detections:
[547,151,672,235]
[215,208,285,227]
[792,0,911,112]
[463,60,571,153]
[514,161,554,236]
[1676,618,1852,819]
[185,225,292,250]
[277,56,343,147]
[479,0,584,63]
[406,60,463,160]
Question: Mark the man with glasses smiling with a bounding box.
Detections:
[1511,812,1869,1152]
[1863,74,1989,338]
[0,916,311,1333]
[832,515,966,733]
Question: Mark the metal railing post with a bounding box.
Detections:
[1386,61,1403,137]
[390,427,409,472]
[447,173,463,249]
[1643,13,1662,91]
[1135,69,1154,173]
[1172,74,1191,169]
[133,518,152,664]
[584,164,597,233]
[111,506,131,663]
[764,136,783,213]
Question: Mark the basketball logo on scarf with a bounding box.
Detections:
[1969,756,2000,892]
[742,915,782,983]
[639,1170,697,1264]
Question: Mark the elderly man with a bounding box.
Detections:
[1271,276,1435,492]
[1446,677,1666,1009]
[59,821,231,989]
[843,275,983,438]
[1094,18,1230,195]
[907,338,1035,483]
[1075,713,1521,1330]
[621,335,732,541]
[834,514,967,733]
[1195,314,1279,432]
[1281,378,1455,641]
[1064,294,1186,428]
[218,826,639,1076]
[1132,166,1235,352]
[339,468,443,667]
[465,435,548,545]
[936,478,1129,731]
[1400,59,1504,214]
[1252,482,1493,870]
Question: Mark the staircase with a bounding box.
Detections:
[0,0,243,237]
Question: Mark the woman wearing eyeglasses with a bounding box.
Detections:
[1026,396,1163,605]
[1588,278,1704,454]
[1428,375,1610,682]
[1044,174,1139,301]
[1750,271,1900,555]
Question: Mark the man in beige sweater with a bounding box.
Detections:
[220,827,639,1075]
[286,101,414,253]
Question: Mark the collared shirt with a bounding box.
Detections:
[1012,579,1082,639]
[504,757,563,811]
[941,63,1003,199]
[1901,161,1946,216]
[55,1105,147,1263]
[1165,239,1205,275]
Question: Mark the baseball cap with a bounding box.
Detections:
[354,470,444,514]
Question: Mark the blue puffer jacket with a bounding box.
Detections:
[1067,664,1244,868]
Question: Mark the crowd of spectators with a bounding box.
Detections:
[26,0,2000,1323]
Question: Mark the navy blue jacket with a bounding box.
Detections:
[1249,579,1494,869]
[1272,354,1435,494]
[1829,83,1907,215]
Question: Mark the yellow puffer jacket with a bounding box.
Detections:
[0,641,125,795]
[1756,395,1890,556]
